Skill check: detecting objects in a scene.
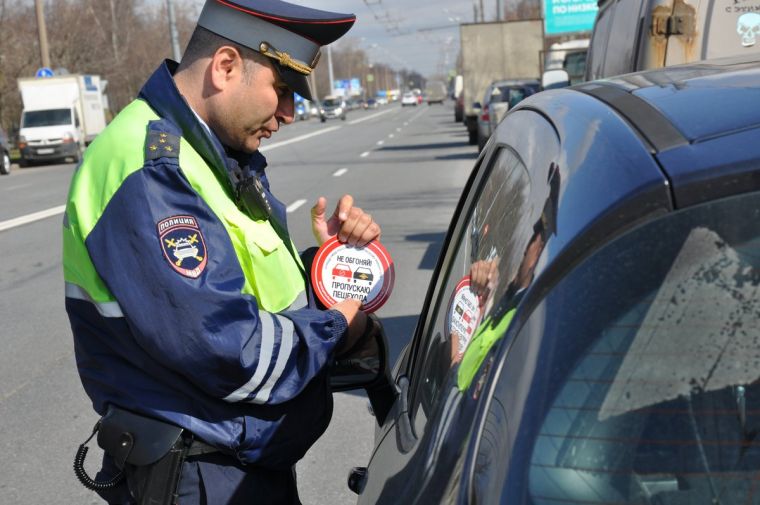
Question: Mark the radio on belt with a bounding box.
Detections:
[311,236,395,313]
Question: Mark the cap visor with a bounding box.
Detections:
[277,65,313,101]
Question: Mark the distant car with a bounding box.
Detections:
[376,97,389,105]
[476,79,539,151]
[425,80,447,105]
[0,126,11,175]
[364,99,379,109]
[295,101,309,121]
[342,57,760,505]
[401,92,417,107]
[320,96,347,122]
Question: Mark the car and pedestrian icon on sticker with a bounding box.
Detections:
[353,267,373,284]
[331,264,374,284]
[332,263,352,279]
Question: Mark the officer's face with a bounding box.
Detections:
[217,53,295,153]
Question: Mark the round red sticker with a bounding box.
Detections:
[311,237,394,313]
[446,276,482,356]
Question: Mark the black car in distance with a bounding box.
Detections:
[338,56,760,505]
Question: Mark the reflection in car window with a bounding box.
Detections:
[483,191,760,504]
[409,110,560,439]
[410,147,532,434]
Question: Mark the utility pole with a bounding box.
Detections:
[167,0,182,62]
[327,45,335,96]
[479,0,486,22]
[496,0,503,21]
[34,0,51,69]
[309,71,319,103]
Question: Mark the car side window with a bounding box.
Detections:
[410,146,531,435]
[407,110,560,439]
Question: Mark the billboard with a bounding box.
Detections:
[544,0,598,34]
[334,78,363,96]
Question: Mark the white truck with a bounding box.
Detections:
[17,74,107,165]
[460,20,544,145]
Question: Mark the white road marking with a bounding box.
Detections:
[388,134,395,138]
[360,151,370,158]
[376,140,385,146]
[408,108,427,123]
[3,183,33,191]
[0,205,66,232]
[259,125,341,152]
[333,168,348,177]
[286,199,307,213]
[396,128,402,132]
[347,108,395,125]
[403,122,409,126]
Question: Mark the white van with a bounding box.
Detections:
[17,75,106,165]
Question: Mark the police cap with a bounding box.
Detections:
[197,0,356,101]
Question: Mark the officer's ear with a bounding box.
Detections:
[209,45,244,91]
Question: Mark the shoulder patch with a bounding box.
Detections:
[145,120,180,160]
[157,215,208,279]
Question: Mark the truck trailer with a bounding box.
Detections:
[17,75,107,165]
[460,20,544,145]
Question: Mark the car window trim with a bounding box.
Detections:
[575,82,688,153]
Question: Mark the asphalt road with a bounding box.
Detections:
[0,101,476,504]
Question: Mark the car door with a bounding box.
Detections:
[358,110,562,504]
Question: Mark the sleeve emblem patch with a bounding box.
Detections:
[157,215,208,278]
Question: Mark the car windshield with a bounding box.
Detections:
[322,99,340,107]
[493,85,538,107]
[498,190,760,504]
[21,109,72,128]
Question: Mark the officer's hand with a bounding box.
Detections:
[470,259,500,302]
[331,298,369,356]
[311,195,381,247]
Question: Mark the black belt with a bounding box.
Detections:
[185,438,220,457]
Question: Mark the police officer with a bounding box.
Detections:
[63,1,379,503]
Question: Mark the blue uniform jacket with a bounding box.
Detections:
[65,61,346,469]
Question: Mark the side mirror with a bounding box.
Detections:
[330,314,396,425]
[542,69,570,90]
[472,101,482,110]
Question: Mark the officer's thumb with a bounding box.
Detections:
[311,197,327,222]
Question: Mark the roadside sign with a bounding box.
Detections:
[35,67,54,78]
[311,237,394,313]
[543,0,598,35]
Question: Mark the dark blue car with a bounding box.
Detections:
[340,56,760,504]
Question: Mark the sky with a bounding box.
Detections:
[181,0,505,77]
[307,0,480,77]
